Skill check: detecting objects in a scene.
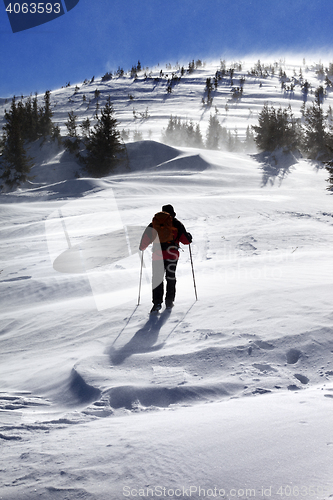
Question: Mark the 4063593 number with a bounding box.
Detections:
[5,3,61,14]
[275,485,330,497]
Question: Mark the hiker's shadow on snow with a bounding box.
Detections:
[108,311,171,366]
[253,150,299,187]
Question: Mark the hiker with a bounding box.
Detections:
[139,204,192,313]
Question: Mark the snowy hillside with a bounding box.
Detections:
[1,57,333,500]
[2,55,333,148]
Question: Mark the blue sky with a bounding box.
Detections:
[1,0,333,97]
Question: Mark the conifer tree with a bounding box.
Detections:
[245,125,256,151]
[80,118,91,143]
[38,90,54,137]
[302,102,327,159]
[325,162,333,190]
[188,60,195,74]
[302,81,310,102]
[252,105,299,152]
[66,110,78,138]
[84,96,124,176]
[206,115,222,150]
[31,93,40,139]
[23,95,35,142]
[324,113,333,189]
[1,96,33,188]
[162,116,204,148]
[314,86,325,105]
[64,110,79,153]
[131,66,138,79]
[194,124,204,148]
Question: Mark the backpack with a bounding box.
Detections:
[152,211,175,244]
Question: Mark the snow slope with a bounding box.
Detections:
[1,57,333,500]
[1,55,332,145]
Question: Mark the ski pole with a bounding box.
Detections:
[137,250,144,305]
[189,244,198,301]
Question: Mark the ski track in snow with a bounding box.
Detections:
[1,57,333,499]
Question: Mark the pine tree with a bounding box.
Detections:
[23,95,35,142]
[38,90,54,137]
[84,96,124,176]
[131,66,138,79]
[314,86,325,105]
[162,116,204,148]
[194,124,204,148]
[325,163,333,190]
[302,102,327,159]
[324,116,333,189]
[252,105,299,152]
[188,60,195,74]
[245,125,256,152]
[206,115,222,150]
[1,96,33,188]
[64,111,79,153]
[80,118,91,143]
[101,72,113,82]
[31,93,39,139]
[66,110,78,138]
[302,81,310,102]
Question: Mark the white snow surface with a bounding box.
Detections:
[1,57,333,500]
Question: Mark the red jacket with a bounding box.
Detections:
[139,217,192,260]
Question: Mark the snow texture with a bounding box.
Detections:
[1,57,333,500]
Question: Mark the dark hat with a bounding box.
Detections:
[162,204,176,217]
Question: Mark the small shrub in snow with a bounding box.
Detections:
[101,72,113,82]
[133,130,143,141]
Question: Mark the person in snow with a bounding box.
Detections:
[139,204,192,313]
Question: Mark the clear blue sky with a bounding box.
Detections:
[1,0,333,97]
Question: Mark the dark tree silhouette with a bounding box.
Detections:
[302,102,327,159]
[1,96,33,188]
[38,90,54,137]
[252,105,299,152]
[84,96,124,177]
